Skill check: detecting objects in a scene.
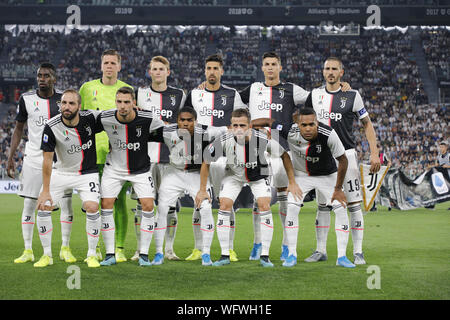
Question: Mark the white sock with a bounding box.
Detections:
[37,210,53,257]
[315,205,331,254]
[101,209,115,254]
[216,210,231,256]
[86,211,100,257]
[60,196,73,248]
[259,210,274,256]
[252,202,261,245]
[21,198,37,250]
[192,208,202,250]
[164,206,178,252]
[285,203,301,257]
[333,204,350,258]
[139,210,155,255]
[277,191,288,247]
[134,203,142,251]
[349,203,364,254]
[229,208,235,251]
[154,206,167,255]
[199,200,214,255]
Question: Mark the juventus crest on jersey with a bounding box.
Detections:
[16,89,62,161]
[272,121,346,176]
[98,109,165,175]
[305,87,368,150]
[185,85,246,127]
[137,85,186,164]
[41,111,100,175]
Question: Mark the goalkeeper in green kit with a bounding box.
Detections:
[79,49,133,262]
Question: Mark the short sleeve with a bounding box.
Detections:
[239,85,251,105]
[293,84,310,105]
[41,125,56,152]
[233,91,248,110]
[327,130,346,159]
[352,91,368,120]
[15,96,28,123]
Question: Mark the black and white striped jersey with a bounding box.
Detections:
[272,121,345,176]
[155,123,227,171]
[98,109,165,175]
[240,82,309,149]
[41,111,100,175]
[136,85,186,164]
[16,89,62,162]
[184,84,247,127]
[305,86,368,150]
[208,129,285,182]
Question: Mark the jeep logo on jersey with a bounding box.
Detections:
[295,150,320,163]
[152,107,173,119]
[317,109,343,121]
[35,116,48,127]
[67,140,93,154]
[199,106,224,118]
[257,101,283,112]
[235,160,258,169]
[115,140,141,151]
[221,95,227,106]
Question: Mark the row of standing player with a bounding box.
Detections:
[8,50,380,267]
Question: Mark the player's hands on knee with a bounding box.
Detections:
[287,182,303,202]
[331,188,347,208]
[370,153,381,173]
[195,189,211,209]
[37,192,53,211]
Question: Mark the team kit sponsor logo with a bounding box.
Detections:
[35,116,48,127]
[317,109,343,121]
[67,140,93,154]
[114,140,141,151]
[199,106,224,118]
[257,101,283,111]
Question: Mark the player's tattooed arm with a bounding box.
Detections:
[6,121,25,178]
[37,151,55,211]
[361,116,380,173]
[195,162,211,208]
[332,153,348,207]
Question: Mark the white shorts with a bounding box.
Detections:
[101,166,155,199]
[219,174,271,202]
[316,149,362,205]
[18,158,43,199]
[130,162,169,200]
[158,165,212,207]
[269,156,288,189]
[47,171,100,208]
[209,157,227,199]
[289,170,338,207]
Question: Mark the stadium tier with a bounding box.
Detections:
[1,25,448,179]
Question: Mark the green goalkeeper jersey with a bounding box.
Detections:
[79,79,133,164]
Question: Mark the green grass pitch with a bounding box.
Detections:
[0,194,449,300]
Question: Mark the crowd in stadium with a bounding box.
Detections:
[0,26,448,179]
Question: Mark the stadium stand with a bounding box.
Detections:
[0,25,448,179]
